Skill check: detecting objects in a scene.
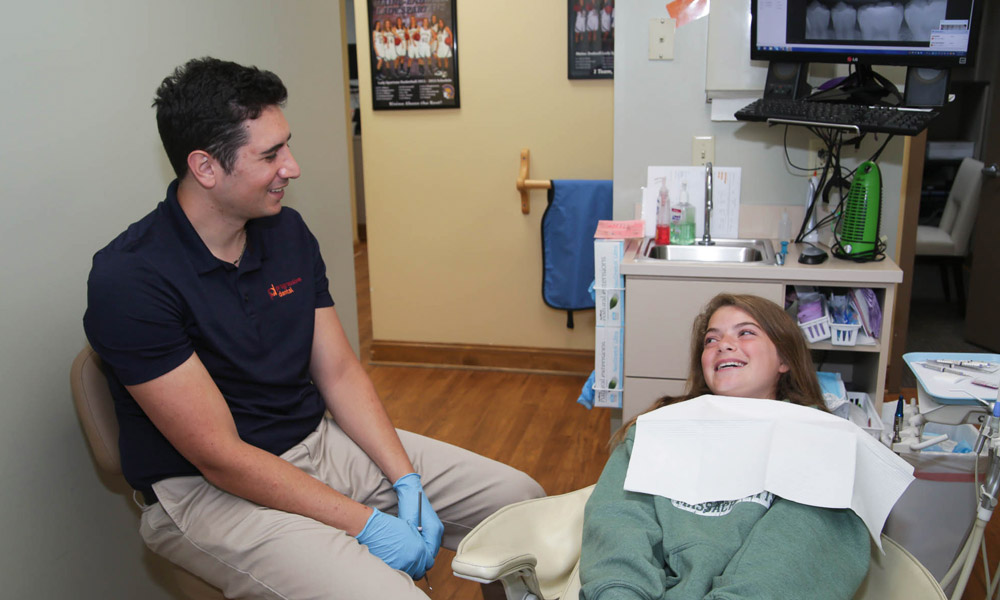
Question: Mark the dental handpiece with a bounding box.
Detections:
[892,395,904,444]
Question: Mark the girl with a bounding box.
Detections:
[372,21,386,77]
[580,294,870,600]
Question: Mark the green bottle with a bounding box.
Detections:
[676,182,696,245]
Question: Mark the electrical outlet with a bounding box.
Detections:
[808,140,824,171]
[692,136,715,166]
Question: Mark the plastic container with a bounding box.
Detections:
[797,299,831,343]
[830,322,861,346]
[778,209,791,242]
[672,182,696,245]
[842,391,882,438]
[655,178,670,245]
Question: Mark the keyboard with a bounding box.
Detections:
[734,98,938,136]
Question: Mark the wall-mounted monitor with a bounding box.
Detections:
[750,0,982,69]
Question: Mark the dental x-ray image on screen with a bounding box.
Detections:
[752,0,980,67]
[804,0,948,42]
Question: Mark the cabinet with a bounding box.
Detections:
[621,246,899,426]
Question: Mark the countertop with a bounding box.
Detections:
[621,238,903,285]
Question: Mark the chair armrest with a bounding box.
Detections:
[451,546,539,584]
[453,485,595,599]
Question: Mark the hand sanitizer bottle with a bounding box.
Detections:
[655,178,671,245]
[778,209,792,242]
[675,182,696,245]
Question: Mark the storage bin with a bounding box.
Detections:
[797,299,831,343]
[842,391,882,438]
[830,322,861,346]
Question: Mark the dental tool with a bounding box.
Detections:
[892,395,904,444]
[418,492,432,592]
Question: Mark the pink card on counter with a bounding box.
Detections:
[594,220,646,239]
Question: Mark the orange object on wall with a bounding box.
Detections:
[666,0,710,28]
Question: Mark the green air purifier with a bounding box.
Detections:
[838,160,882,257]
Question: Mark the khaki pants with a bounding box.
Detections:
[140,419,544,599]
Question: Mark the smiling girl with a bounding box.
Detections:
[581,294,869,600]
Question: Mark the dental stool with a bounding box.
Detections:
[71,346,226,600]
[452,485,946,600]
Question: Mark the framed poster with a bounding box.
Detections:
[568,0,614,79]
[367,0,460,110]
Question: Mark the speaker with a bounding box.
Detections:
[764,62,811,100]
[903,67,950,107]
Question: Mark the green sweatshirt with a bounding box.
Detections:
[580,426,870,600]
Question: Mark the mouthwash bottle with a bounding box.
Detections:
[674,182,696,245]
[655,177,671,245]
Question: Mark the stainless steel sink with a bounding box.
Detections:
[643,238,776,265]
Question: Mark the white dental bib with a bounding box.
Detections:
[623,395,915,550]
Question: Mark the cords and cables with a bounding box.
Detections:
[782,125,893,262]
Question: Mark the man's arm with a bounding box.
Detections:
[308,305,414,483]
[126,352,373,535]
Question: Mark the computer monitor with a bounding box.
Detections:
[750,0,981,69]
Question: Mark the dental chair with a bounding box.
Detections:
[70,346,226,600]
[452,485,947,600]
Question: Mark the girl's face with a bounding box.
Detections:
[700,306,789,400]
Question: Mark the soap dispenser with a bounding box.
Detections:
[674,182,696,245]
[655,177,671,245]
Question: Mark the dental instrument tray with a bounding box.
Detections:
[903,352,1000,406]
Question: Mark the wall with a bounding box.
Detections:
[0,1,355,597]
[613,1,906,257]
[355,1,614,350]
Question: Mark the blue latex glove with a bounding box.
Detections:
[355,507,433,579]
[393,473,444,560]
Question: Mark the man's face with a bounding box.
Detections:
[213,106,300,220]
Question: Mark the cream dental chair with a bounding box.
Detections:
[71,345,226,600]
[452,485,947,600]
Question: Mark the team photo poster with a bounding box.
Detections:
[568,0,614,79]
[367,0,460,110]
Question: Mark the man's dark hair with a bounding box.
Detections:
[153,57,288,179]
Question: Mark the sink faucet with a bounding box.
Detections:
[698,162,715,246]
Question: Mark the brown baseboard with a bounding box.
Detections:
[370,340,593,376]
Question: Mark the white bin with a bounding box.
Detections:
[883,420,986,589]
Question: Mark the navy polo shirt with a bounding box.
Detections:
[83,180,333,495]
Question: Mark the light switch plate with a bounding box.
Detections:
[649,18,675,60]
[692,136,715,166]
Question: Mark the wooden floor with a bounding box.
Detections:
[353,242,1000,600]
[354,242,608,599]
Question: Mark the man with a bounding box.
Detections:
[83,57,543,599]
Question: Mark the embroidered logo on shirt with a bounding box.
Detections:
[671,491,775,517]
[268,277,303,299]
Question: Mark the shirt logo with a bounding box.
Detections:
[671,491,774,517]
[268,277,303,299]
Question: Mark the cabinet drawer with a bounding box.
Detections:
[624,278,783,379]
[623,376,686,425]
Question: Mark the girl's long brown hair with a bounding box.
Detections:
[609,293,824,447]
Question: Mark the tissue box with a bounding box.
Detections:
[594,239,625,327]
[594,325,624,408]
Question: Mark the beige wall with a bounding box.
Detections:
[355,1,613,350]
[0,1,354,596]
